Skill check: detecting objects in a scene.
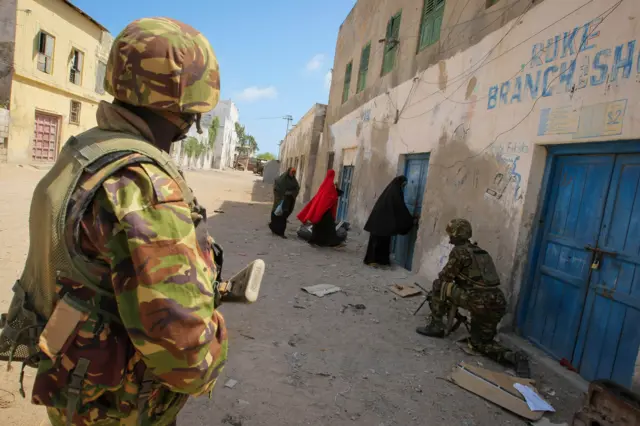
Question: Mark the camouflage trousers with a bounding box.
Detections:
[429,279,512,365]
[45,407,179,426]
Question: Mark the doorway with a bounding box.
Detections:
[337,165,354,222]
[32,112,59,162]
[521,144,640,387]
[394,153,429,270]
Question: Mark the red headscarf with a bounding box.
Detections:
[297,170,338,224]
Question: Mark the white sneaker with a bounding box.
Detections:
[220,259,265,303]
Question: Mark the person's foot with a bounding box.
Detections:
[416,320,445,338]
[280,234,288,239]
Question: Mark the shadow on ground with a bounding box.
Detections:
[179,199,584,426]
[251,179,274,203]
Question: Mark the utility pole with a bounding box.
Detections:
[279,115,293,161]
[283,114,293,135]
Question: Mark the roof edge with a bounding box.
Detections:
[63,0,109,32]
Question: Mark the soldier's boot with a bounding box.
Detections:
[505,350,531,378]
[416,317,445,338]
[218,259,265,303]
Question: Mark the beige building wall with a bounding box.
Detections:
[9,0,112,163]
[280,104,327,203]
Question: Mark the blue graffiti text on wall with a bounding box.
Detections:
[487,18,638,110]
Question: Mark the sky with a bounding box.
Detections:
[73,0,356,156]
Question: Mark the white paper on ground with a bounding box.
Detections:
[302,284,341,297]
[514,383,555,412]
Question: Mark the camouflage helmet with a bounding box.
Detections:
[105,17,220,114]
[446,218,472,240]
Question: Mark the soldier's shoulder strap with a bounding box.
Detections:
[63,128,193,205]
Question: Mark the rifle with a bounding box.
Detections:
[413,290,469,335]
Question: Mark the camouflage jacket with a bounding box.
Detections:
[438,242,475,287]
[439,242,499,289]
[36,102,228,425]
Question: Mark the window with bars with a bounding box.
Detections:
[356,43,371,93]
[69,49,84,85]
[342,61,353,104]
[418,0,445,52]
[486,0,499,8]
[37,32,55,74]
[381,12,402,76]
[70,100,81,124]
[95,61,107,94]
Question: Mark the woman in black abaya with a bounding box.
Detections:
[269,168,300,238]
[363,176,414,266]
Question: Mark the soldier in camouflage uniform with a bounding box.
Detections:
[416,218,530,377]
[0,18,226,425]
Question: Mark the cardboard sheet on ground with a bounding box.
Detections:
[389,284,422,298]
[302,284,341,297]
[450,362,544,421]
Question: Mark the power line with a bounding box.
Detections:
[329,0,527,90]
[387,0,524,122]
[430,0,625,170]
[395,0,534,121]
[412,0,594,88]
[399,0,597,120]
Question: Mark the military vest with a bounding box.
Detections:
[460,243,501,288]
[0,128,199,425]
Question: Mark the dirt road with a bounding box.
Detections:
[0,164,582,425]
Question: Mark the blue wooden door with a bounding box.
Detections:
[337,166,354,222]
[572,154,640,386]
[395,154,429,270]
[524,153,640,386]
[524,155,614,362]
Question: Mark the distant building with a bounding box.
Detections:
[5,0,113,163]
[207,100,239,170]
[171,99,239,171]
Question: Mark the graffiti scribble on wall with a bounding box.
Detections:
[485,153,522,201]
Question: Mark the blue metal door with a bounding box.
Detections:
[524,153,640,386]
[395,154,429,270]
[572,154,640,386]
[337,166,354,222]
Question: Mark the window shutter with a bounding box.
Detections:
[362,45,370,71]
[38,32,46,54]
[77,51,83,71]
[45,35,54,58]
[385,17,393,41]
[391,14,401,41]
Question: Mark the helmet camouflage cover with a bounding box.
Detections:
[105,17,220,114]
[446,218,472,240]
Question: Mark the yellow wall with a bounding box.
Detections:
[9,0,112,163]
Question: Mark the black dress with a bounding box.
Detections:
[269,194,295,237]
[269,169,300,237]
[363,176,414,265]
[308,210,345,247]
[364,235,393,265]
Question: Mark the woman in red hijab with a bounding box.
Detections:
[297,169,345,247]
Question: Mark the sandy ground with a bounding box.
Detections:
[0,164,584,425]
